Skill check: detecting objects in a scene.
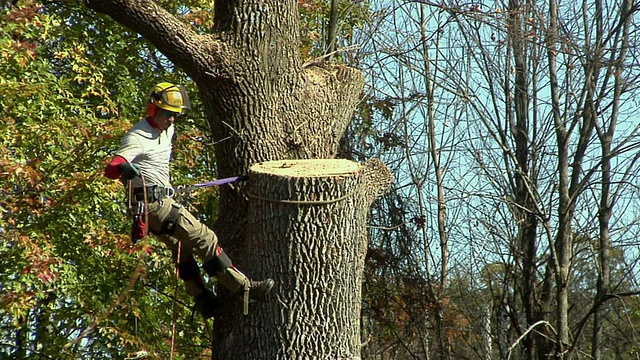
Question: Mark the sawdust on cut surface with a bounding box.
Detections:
[251,159,360,178]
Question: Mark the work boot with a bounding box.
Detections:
[194,288,219,319]
[218,267,275,299]
[217,267,275,314]
[202,251,275,314]
[248,278,275,302]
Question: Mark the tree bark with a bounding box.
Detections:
[81,1,372,358]
[507,1,545,357]
[547,0,573,354]
[327,0,339,59]
[209,159,390,359]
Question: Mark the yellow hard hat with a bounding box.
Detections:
[148,82,191,114]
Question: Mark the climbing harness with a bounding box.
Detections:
[127,176,247,240]
[154,203,181,237]
[132,185,175,202]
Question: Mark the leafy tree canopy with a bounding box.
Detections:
[0,1,211,358]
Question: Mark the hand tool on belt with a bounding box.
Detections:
[127,185,174,243]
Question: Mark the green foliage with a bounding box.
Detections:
[0,1,214,358]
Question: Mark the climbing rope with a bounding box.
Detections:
[169,241,182,360]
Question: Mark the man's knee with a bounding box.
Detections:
[202,247,232,276]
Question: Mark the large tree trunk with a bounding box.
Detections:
[209,159,390,359]
[206,63,366,247]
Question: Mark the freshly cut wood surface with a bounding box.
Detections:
[250,159,360,178]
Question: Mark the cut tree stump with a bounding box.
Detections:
[221,158,391,360]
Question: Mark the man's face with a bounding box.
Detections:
[155,108,179,130]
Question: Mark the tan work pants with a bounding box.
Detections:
[145,197,219,263]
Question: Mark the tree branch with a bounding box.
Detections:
[83,0,224,79]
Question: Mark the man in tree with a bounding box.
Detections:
[104,82,274,319]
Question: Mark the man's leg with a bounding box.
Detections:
[176,254,219,319]
[149,199,220,319]
[154,198,274,314]
[176,253,205,297]
[202,246,274,299]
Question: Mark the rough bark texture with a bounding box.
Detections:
[212,159,390,359]
[207,64,366,250]
[82,1,378,358]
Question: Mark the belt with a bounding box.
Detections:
[131,185,175,203]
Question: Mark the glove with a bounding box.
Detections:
[118,162,141,180]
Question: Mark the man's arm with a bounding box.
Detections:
[105,155,140,180]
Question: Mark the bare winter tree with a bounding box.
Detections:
[352,0,640,359]
[351,1,469,358]
[437,0,640,358]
